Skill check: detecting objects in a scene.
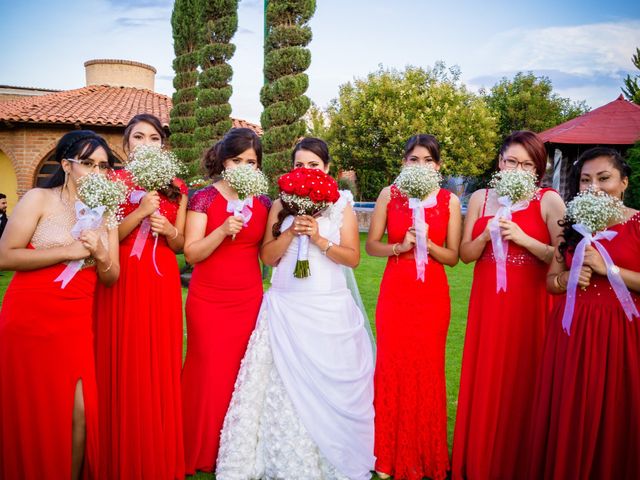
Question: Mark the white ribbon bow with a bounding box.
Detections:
[408,193,438,282]
[489,195,529,292]
[54,201,105,289]
[226,196,254,227]
[561,224,639,334]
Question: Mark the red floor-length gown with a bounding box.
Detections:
[528,211,640,480]
[452,188,555,480]
[181,186,270,474]
[0,210,100,479]
[374,186,452,480]
[94,172,187,479]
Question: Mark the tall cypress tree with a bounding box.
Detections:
[194,0,238,152]
[170,0,200,170]
[261,0,316,187]
[622,47,640,105]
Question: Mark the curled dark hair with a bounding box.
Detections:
[123,113,167,154]
[558,147,631,258]
[498,130,547,183]
[124,114,182,202]
[46,130,119,188]
[403,134,441,163]
[202,128,262,178]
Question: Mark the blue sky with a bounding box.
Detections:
[1,0,639,124]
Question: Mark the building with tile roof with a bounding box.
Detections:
[0,59,261,212]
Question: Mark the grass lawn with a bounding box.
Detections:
[0,234,473,480]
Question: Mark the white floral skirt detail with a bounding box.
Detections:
[216,312,349,480]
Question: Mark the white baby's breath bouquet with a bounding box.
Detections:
[393,164,443,199]
[222,165,269,200]
[77,173,128,229]
[489,169,537,203]
[566,187,624,233]
[126,144,184,191]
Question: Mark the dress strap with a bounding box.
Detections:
[481,188,489,217]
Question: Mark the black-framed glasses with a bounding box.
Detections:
[65,158,112,171]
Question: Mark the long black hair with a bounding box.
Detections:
[558,147,631,257]
[202,128,262,177]
[46,130,119,188]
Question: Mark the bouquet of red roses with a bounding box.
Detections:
[278,168,341,278]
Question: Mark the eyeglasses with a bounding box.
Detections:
[501,157,536,172]
[66,158,112,171]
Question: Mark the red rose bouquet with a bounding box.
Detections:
[278,168,341,278]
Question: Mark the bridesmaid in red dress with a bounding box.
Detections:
[0,131,120,480]
[367,134,462,480]
[94,114,187,479]
[452,131,565,480]
[528,147,640,479]
[181,128,270,475]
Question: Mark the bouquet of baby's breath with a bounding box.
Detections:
[126,145,184,191]
[489,169,537,203]
[77,173,128,228]
[566,187,624,233]
[393,164,442,199]
[222,165,269,199]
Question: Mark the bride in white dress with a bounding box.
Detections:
[216,138,375,480]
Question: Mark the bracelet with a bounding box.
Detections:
[169,226,179,240]
[100,260,113,273]
[321,240,334,256]
[392,243,400,256]
[554,272,567,291]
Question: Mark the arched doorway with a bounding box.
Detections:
[33,150,124,188]
[0,149,18,214]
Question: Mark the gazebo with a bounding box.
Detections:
[540,95,640,199]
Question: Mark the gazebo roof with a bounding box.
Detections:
[539,95,640,145]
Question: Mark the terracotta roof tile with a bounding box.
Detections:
[0,84,262,135]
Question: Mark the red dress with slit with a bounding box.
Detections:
[527,211,640,479]
[94,172,187,479]
[181,186,270,474]
[452,188,554,480]
[374,186,452,480]
[0,200,100,479]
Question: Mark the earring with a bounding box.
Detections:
[63,171,69,191]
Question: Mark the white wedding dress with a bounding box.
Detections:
[216,191,375,480]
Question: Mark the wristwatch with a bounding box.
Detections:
[322,241,334,255]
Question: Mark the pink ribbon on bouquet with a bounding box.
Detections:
[226,197,254,226]
[408,194,438,282]
[561,224,639,334]
[129,189,162,276]
[54,201,105,289]
[489,196,529,293]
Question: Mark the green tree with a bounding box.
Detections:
[194,0,238,154]
[626,141,640,209]
[170,0,201,170]
[484,72,589,139]
[261,0,316,189]
[326,64,499,200]
[622,47,640,105]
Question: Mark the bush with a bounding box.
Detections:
[626,141,640,209]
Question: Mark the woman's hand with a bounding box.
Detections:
[577,265,593,289]
[397,227,417,253]
[218,215,244,237]
[79,230,107,262]
[137,191,161,217]
[498,218,528,246]
[582,245,607,275]
[295,215,320,243]
[67,240,92,261]
[149,212,176,237]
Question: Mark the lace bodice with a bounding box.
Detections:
[272,191,354,293]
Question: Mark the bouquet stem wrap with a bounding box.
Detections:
[489,196,529,293]
[294,234,311,278]
[226,197,254,240]
[54,201,105,288]
[561,224,639,334]
[408,194,437,282]
[129,190,162,276]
